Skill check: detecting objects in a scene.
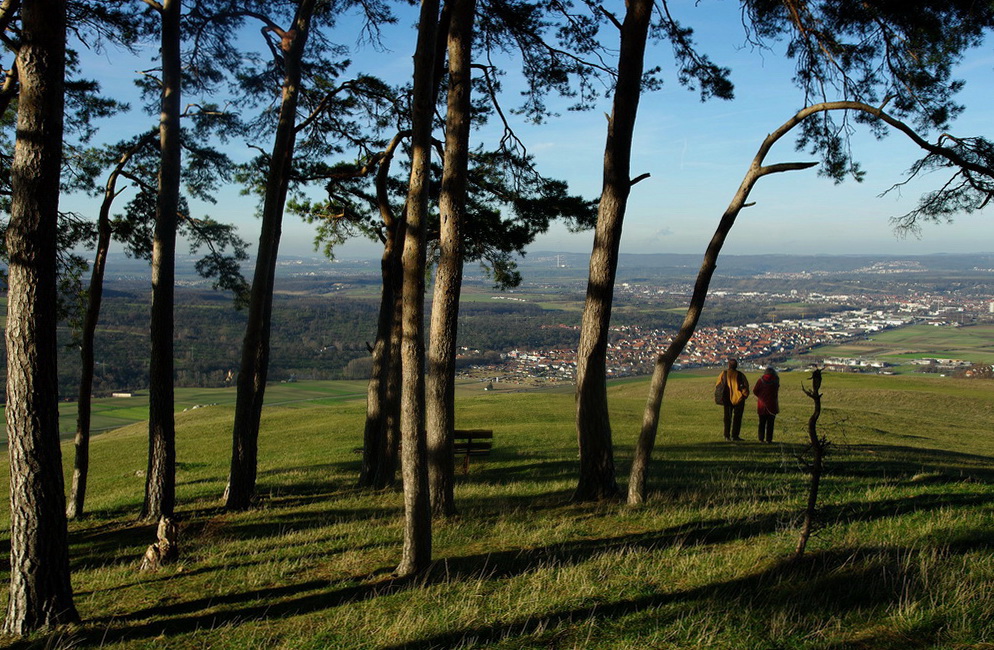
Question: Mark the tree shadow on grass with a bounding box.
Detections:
[217,505,400,542]
[463,441,994,494]
[62,525,989,648]
[243,463,378,508]
[53,573,415,647]
[57,438,994,557]
[70,521,158,569]
[637,442,994,496]
[433,491,994,589]
[73,537,397,600]
[829,444,994,482]
[451,441,994,517]
[464,457,578,482]
[384,532,994,649]
[12,441,983,648]
[40,489,990,647]
[68,501,401,571]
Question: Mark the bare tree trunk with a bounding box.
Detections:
[573,0,652,502]
[3,0,80,634]
[627,171,780,505]
[427,0,475,518]
[627,184,765,505]
[360,232,396,487]
[69,131,156,520]
[68,186,112,522]
[395,0,440,577]
[226,0,316,511]
[796,368,825,559]
[362,133,409,488]
[375,257,404,489]
[626,100,963,503]
[143,0,181,522]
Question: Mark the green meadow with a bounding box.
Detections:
[803,323,994,368]
[0,380,370,443]
[2,372,994,648]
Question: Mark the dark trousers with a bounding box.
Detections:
[758,414,775,443]
[723,402,745,440]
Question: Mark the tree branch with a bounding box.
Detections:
[0,0,21,51]
[476,63,529,158]
[757,161,818,176]
[0,59,18,117]
[294,80,360,134]
[598,5,623,31]
[118,170,157,195]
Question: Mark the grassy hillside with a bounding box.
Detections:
[1,373,993,648]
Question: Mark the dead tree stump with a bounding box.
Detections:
[795,369,826,560]
[139,516,179,571]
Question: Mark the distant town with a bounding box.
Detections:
[90,251,994,391]
[459,272,994,384]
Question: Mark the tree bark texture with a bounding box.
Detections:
[375,258,404,489]
[69,131,156,520]
[427,0,475,518]
[395,0,440,577]
[227,0,316,511]
[361,133,408,489]
[360,228,398,488]
[573,0,652,502]
[143,0,181,522]
[3,0,80,634]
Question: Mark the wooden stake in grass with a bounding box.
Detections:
[795,368,827,560]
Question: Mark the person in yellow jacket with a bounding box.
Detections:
[716,358,750,440]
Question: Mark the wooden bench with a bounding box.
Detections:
[453,429,493,474]
[352,430,494,474]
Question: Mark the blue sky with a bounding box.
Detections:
[75,1,994,261]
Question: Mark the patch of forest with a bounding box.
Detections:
[0,278,853,401]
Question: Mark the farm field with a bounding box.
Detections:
[1,373,993,647]
[0,380,371,445]
[802,323,994,369]
[1,378,567,445]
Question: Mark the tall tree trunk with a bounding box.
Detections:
[573,0,652,502]
[3,0,80,634]
[360,231,396,488]
[427,0,475,518]
[143,0,181,522]
[68,182,113,522]
[361,133,408,488]
[226,0,316,511]
[69,131,155,520]
[375,250,404,488]
[395,0,440,577]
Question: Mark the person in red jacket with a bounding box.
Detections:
[716,359,749,440]
[753,366,780,443]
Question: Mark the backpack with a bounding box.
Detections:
[714,375,729,405]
